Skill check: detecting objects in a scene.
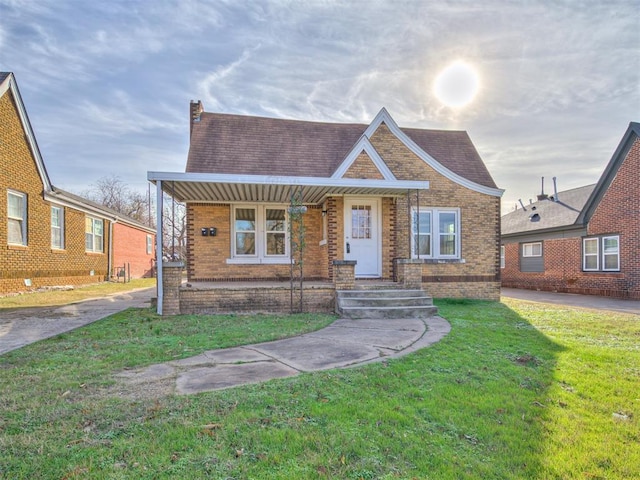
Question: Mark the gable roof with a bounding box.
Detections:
[1,71,53,191]
[502,121,639,238]
[187,106,500,194]
[501,184,596,236]
[577,122,640,225]
[1,72,156,234]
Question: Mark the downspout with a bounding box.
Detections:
[108,218,116,282]
[156,180,164,315]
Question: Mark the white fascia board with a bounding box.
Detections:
[3,73,53,192]
[44,191,118,221]
[331,135,396,180]
[364,108,504,197]
[148,171,427,191]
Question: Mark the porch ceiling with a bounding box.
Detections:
[148,172,428,204]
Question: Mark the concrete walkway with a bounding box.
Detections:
[0,288,154,355]
[114,316,451,397]
[501,288,640,315]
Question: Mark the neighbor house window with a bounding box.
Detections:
[522,242,542,257]
[583,238,599,271]
[582,235,620,272]
[51,206,64,249]
[411,208,460,259]
[520,241,544,272]
[7,190,27,246]
[146,234,153,254]
[231,205,288,263]
[85,217,104,253]
[500,245,505,268]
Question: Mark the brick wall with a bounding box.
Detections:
[179,285,335,314]
[0,88,109,294]
[502,136,639,299]
[112,222,155,279]
[370,124,501,300]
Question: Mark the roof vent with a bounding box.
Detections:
[529,213,540,222]
[537,176,549,201]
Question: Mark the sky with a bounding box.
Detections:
[1,0,638,214]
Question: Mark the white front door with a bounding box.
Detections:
[344,197,381,277]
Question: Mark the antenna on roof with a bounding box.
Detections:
[552,177,559,202]
[518,199,527,211]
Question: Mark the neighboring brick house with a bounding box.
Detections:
[501,122,639,299]
[149,102,503,314]
[0,72,155,295]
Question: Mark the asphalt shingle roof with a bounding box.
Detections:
[501,184,596,235]
[186,111,497,188]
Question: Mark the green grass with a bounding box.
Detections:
[0,278,156,309]
[1,300,638,479]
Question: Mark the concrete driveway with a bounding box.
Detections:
[501,288,640,315]
[0,288,154,355]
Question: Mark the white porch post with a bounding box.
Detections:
[155,180,164,315]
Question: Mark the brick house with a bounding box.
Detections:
[1,72,156,295]
[501,122,639,299]
[149,102,503,315]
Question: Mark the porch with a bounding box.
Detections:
[161,260,427,316]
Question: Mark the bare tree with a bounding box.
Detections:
[82,175,154,226]
[162,193,187,261]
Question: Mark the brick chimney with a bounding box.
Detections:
[190,100,204,137]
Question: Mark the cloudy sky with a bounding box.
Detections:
[1,0,638,213]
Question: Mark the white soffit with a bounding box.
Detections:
[148,172,428,204]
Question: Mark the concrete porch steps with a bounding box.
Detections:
[336,289,438,319]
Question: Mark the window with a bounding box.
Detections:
[500,245,505,269]
[8,190,27,245]
[522,242,542,257]
[85,217,104,253]
[582,235,620,272]
[602,236,620,271]
[411,208,459,259]
[583,238,599,271]
[51,206,64,249]
[146,234,153,255]
[231,205,288,263]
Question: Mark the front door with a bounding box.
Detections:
[344,197,381,277]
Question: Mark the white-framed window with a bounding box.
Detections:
[51,206,64,249]
[583,237,599,271]
[146,234,153,255]
[85,217,104,253]
[7,190,27,246]
[522,242,542,257]
[411,207,460,259]
[230,205,289,263]
[500,245,505,269]
[602,236,620,271]
[582,235,620,272]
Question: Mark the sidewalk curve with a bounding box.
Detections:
[114,316,451,397]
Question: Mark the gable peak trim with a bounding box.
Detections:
[364,108,503,197]
[331,135,396,180]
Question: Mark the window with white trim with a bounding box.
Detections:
[582,235,620,272]
[51,206,64,249]
[522,242,542,257]
[603,236,620,271]
[411,208,460,259]
[500,245,505,268]
[7,190,27,246]
[583,238,599,271]
[230,205,288,263]
[85,217,104,253]
[146,234,153,254]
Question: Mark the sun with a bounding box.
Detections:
[433,61,480,108]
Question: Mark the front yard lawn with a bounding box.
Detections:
[0,300,638,479]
